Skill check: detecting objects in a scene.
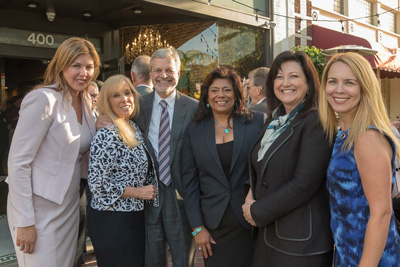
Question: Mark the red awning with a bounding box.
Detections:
[312,25,400,78]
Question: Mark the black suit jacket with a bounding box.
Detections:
[134,90,198,224]
[181,112,265,230]
[249,110,334,256]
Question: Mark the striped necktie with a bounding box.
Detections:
[158,100,171,186]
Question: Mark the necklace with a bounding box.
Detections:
[214,120,230,134]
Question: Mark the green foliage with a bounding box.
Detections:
[291,45,326,79]
[176,49,217,96]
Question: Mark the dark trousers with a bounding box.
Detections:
[88,207,145,267]
[145,183,195,267]
[74,179,88,267]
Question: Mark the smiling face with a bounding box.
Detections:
[62,54,94,95]
[109,82,135,119]
[326,61,361,120]
[151,56,180,98]
[207,78,235,116]
[273,60,308,114]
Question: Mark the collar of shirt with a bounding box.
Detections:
[136,83,151,88]
[153,89,177,112]
[256,97,266,105]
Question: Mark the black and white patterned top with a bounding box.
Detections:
[88,121,158,212]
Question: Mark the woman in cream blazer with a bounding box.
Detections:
[6,37,99,267]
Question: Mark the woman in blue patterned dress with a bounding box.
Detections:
[87,75,158,267]
[319,52,400,266]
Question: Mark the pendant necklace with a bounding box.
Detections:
[214,120,230,134]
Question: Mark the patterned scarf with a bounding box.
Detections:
[257,100,305,161]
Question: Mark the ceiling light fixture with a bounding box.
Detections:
[82,11,92,18]
[132,7,143,14]
[26,1,38,8]
[124,26,169,64]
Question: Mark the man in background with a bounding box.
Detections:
[247,67,269,114]
[131,55,153,95]
[88,82,99,119]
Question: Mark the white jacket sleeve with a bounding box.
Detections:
[7,89,55,227]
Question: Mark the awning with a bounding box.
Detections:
[312,25,400,78]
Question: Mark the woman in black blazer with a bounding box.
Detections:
[181,67,265,267]
[242,51,334,267]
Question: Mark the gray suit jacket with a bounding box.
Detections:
[249,98,267,114]
[134,90,198,224]
[136,85,153,96]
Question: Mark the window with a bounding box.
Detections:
[333,0,344,15]
[380,8,397,32]
[356,0,373,24]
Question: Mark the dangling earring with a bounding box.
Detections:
[206,103,210,108]
[235,102,238,107]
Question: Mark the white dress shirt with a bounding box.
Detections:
[148,90,176,159]
[255,97,266,105]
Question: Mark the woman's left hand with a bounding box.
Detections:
[242,200,257,226]
[16,225,37,254]
[194,227,216,259]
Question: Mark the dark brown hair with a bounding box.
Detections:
[194,66,253,124]
[266,50,320,117]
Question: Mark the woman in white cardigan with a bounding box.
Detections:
[6,37,100,267]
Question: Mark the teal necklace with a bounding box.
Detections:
[214,120,230,134]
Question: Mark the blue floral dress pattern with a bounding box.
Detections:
[327,126,400,266]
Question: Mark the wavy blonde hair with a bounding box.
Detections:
[97,75,140,148]
[36,37,100,103]
[319,52,400,157]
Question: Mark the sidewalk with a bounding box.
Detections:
[83,247,204,267]
[0,179,204,267]
[0,220,204,267]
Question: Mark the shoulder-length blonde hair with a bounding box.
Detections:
[319,52,400,157]
[36,37,101,100]
[97,75,140,148]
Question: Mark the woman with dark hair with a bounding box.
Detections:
[181,66,265,266]
[242,51,334,266]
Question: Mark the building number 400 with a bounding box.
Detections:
[27,33,55,46]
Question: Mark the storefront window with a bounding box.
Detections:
[122,21,266,97]
[177,21,266,97]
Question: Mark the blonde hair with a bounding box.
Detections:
[36,37,101,102]
[319,52,400,157]
[97,75,140,148]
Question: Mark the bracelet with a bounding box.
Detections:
[191,227,202,236]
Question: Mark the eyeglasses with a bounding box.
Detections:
[90,94,99,99]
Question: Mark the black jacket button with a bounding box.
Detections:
[262,182,268,188]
